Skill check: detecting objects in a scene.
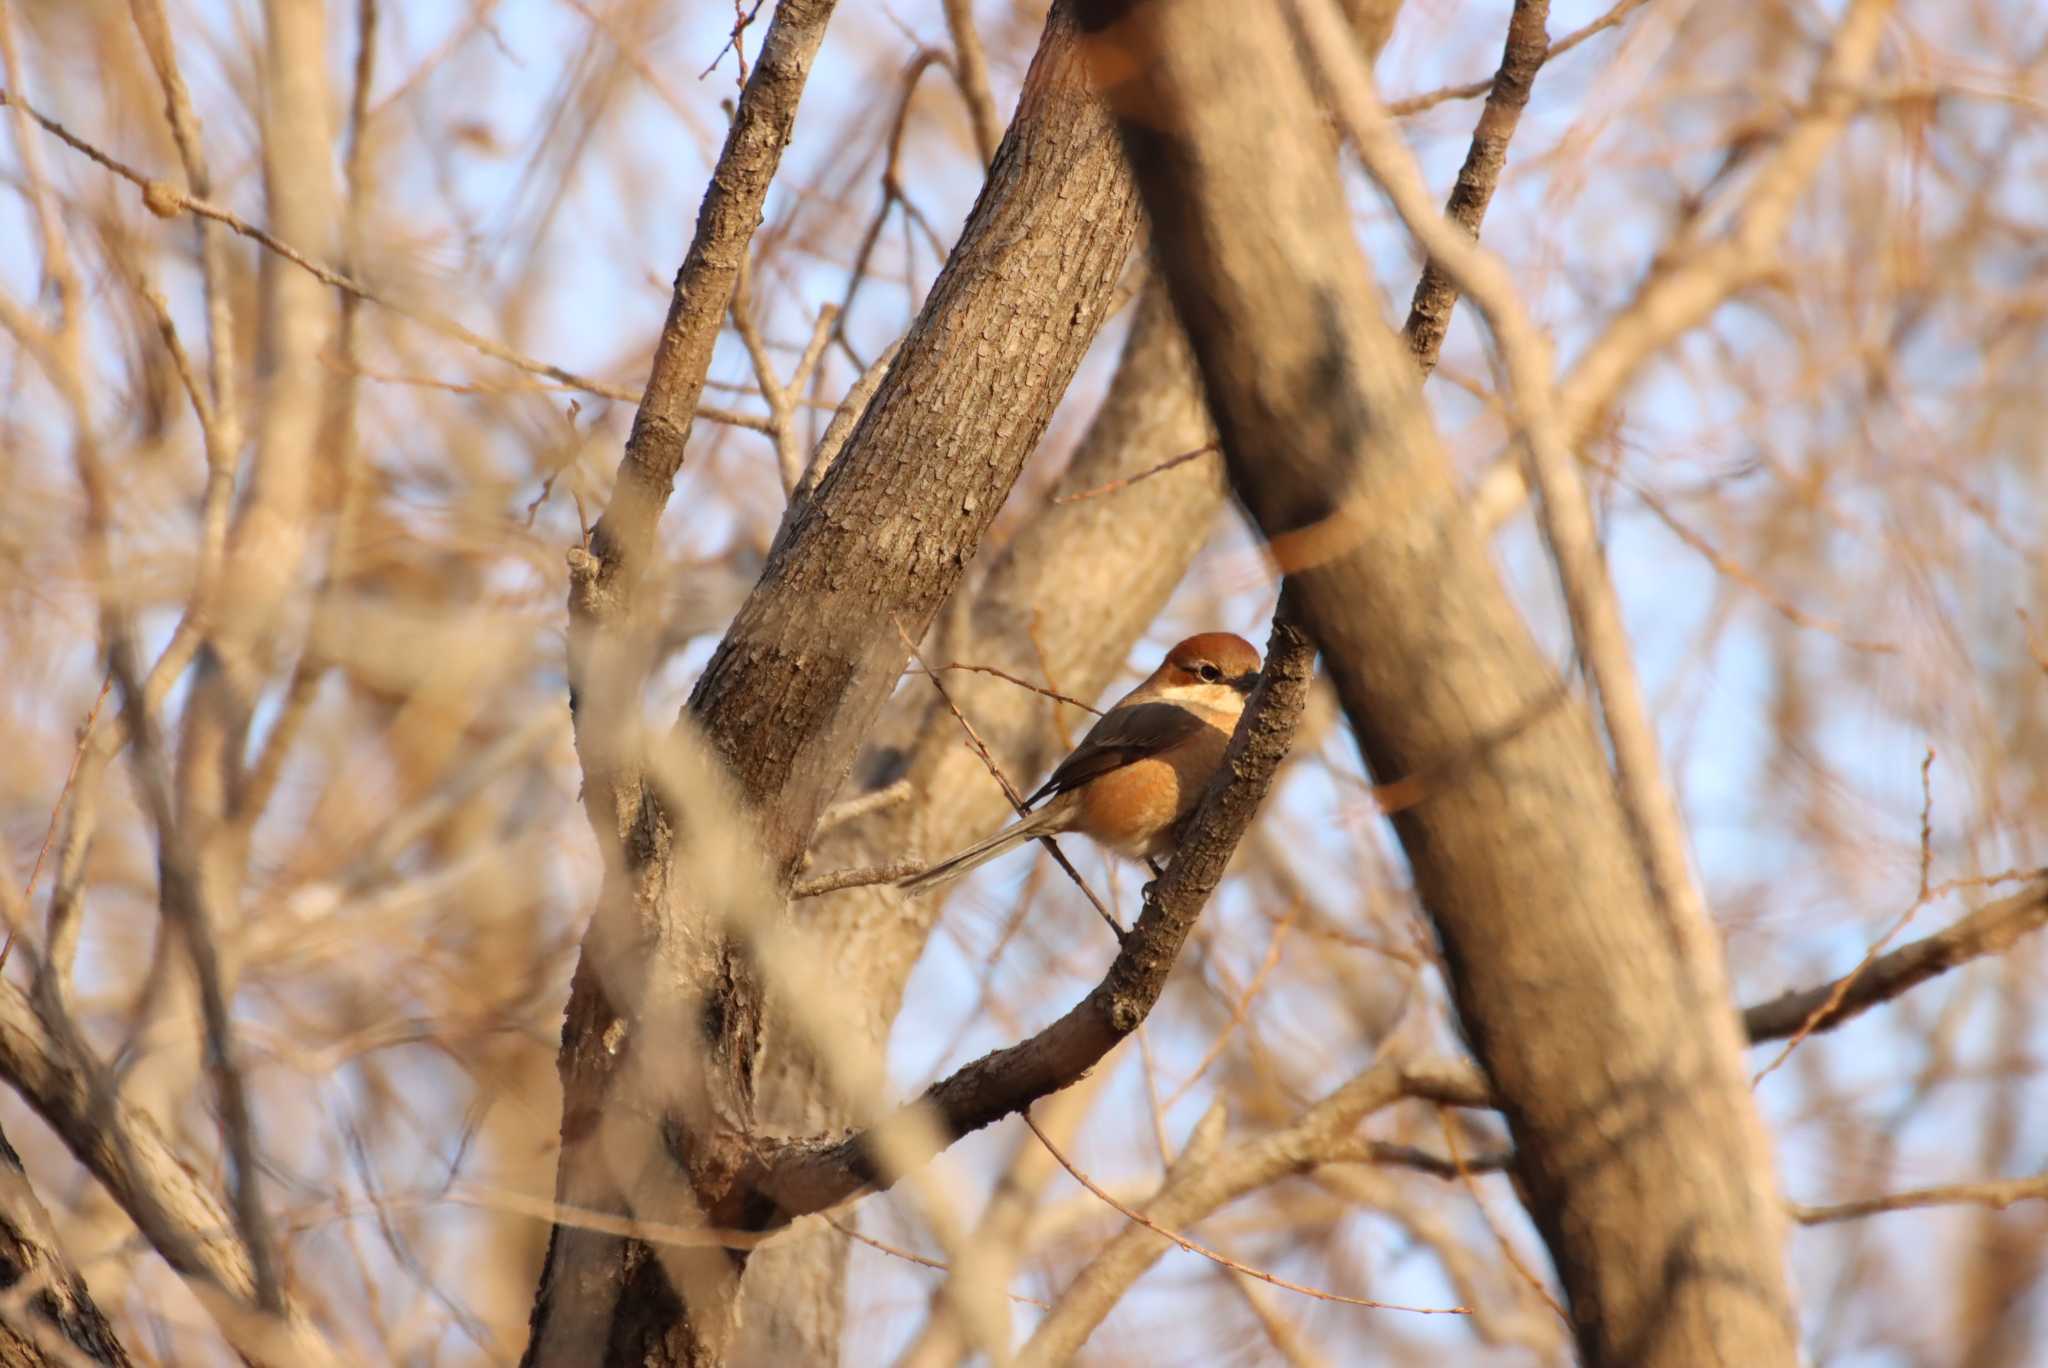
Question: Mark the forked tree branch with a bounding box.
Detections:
[535,3,1151,1360]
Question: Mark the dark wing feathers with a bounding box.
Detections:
[1023,702,1208,809]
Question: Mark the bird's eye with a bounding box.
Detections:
[1197,663,1222,683]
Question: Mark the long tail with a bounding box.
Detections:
[898,805,1067,894]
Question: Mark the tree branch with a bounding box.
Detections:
[738,605,1315,1225]
[1741,878,2048,1044]
[0,1119,131,1365]
[0,969,333,1365]
[535,3,1153,1359]
[1401,0,1553,374]
[1016,1049,1471,1365]
[1791,1172,2048,1226]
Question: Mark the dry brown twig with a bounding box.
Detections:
[1384,0,1653,118]
[1022,1111,1466,1316]
[1791,1172,2048,1226]
[3,674,113,975]
[0,87,773,420]
[1752,747,1938,1086]
[1052,443,1219,503]
[1468,0,1902,533]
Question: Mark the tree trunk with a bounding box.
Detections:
[734,280,1224,1361]
[1079,0,1800,1362]
[529,3,1146,1361]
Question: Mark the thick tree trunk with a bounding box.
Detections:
[734,280,1224,1361]
[1079,1,1800,1363]
[530,3,1146,1361]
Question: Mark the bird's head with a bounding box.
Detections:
[1151,632,1264,707]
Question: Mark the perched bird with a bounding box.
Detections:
[899,632,1263,894]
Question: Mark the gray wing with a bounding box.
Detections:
[1024,702,1208,809]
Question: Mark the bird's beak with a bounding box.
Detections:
[1230,669,1262,696]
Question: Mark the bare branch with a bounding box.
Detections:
[1021,1109,1463,1313]
[741,606,1315,1224]
[1792,1173,2048,1226]
[941,0,1003,164]
[1384,0,1650,118]
[1742,879,2048,1044]
[1016,1051,1474,1365]
[1401,0,1554,374]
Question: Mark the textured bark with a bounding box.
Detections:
[684,5,1140,875]
[737,4,1414,1350]
[735,279,1224,1361]
[1400,0,1550,373]
[1081,1,1799,1363]
[531,3,845,1363]
[532,4,1143,1362]
[0,1125,129,1367]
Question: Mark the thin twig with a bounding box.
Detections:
[1439,1109,1568,1322]
[1624,475,1896,654]
[1752,748,1940,1086]
[819,1213,1052,1308]
[0,86,668,406]
[907,662,1104,716]
[1023,1112,1466,1315]
[815,778,915,835]
[940,0,1003,164]
[1052,444,1218,503]
[1791,1172,2048,1225]
[21,680,111,892]
[893,618,1124,938]
[1162,906,1294,1108]
[791,862,926,899]
[1383,0,1650,118]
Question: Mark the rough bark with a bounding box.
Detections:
[735,279,1224,1361]
[531,3,1144,1361]
[1079,1,1799,1363]
[1400,0,1550,372]
[0,1125,129,1367]
[531,2,846,1362]
[683,3,1140,875]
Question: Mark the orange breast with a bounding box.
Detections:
[1073,717,1233,859]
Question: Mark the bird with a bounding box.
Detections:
[898,632,1263,895]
